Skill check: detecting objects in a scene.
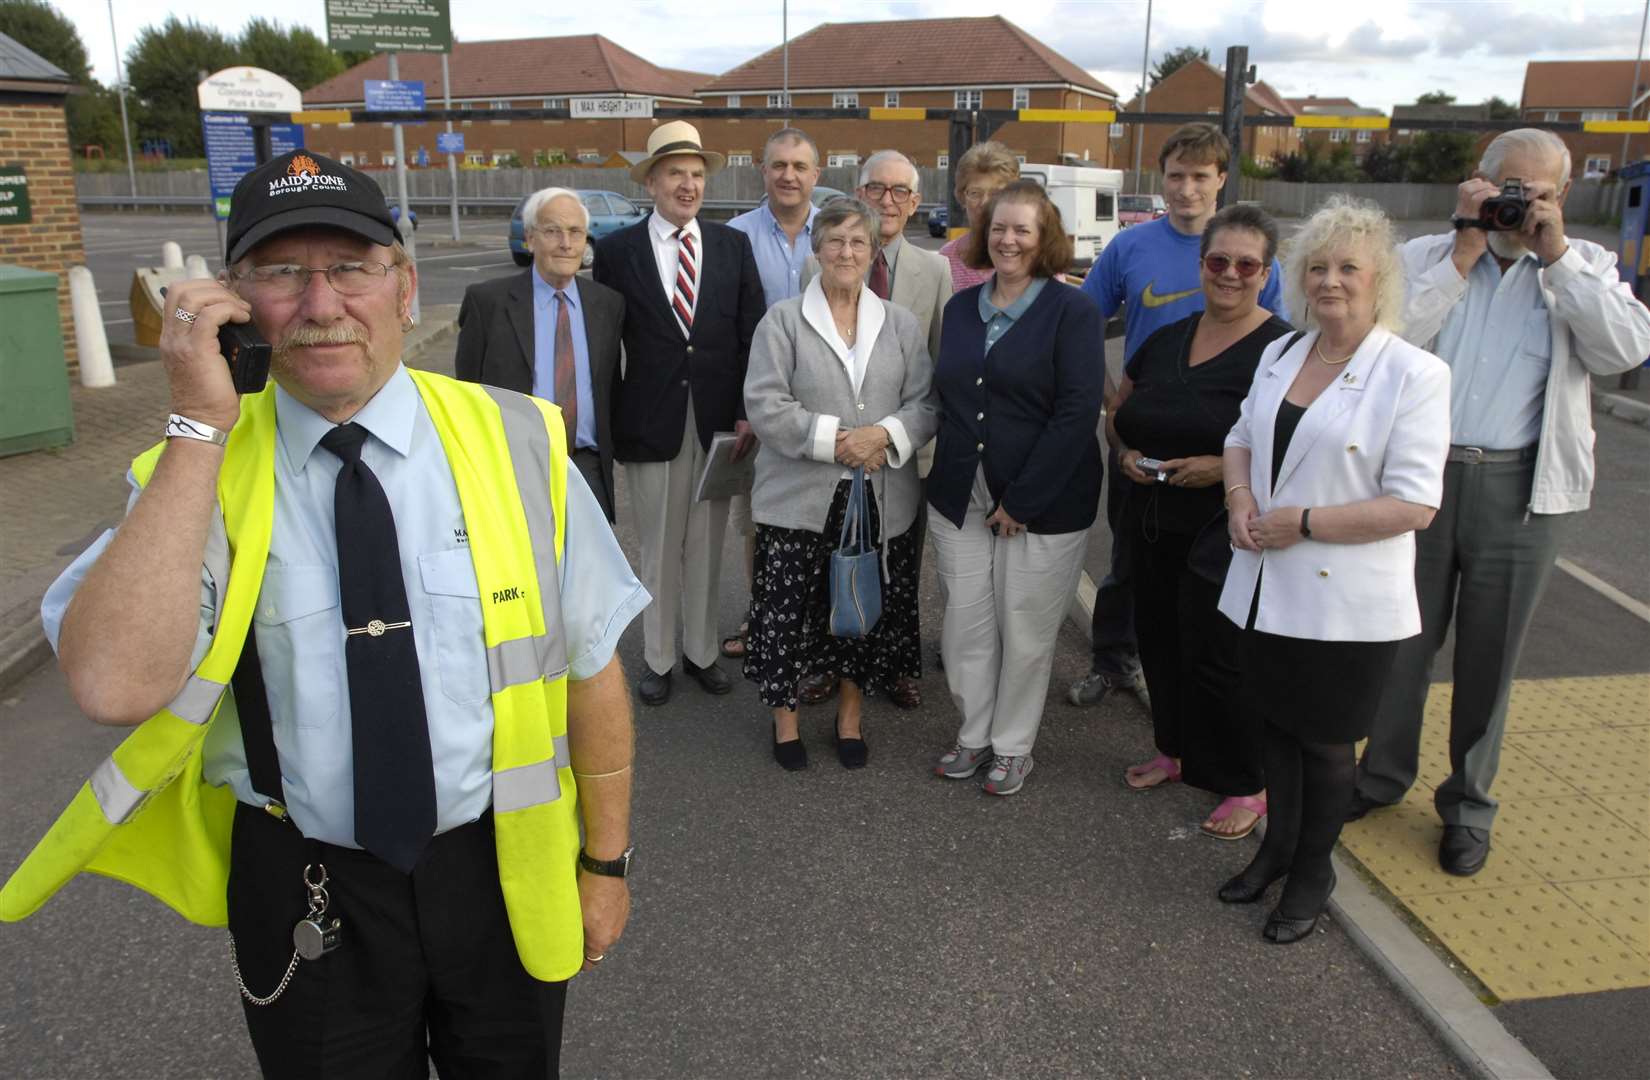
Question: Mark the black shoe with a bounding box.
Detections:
[1345,791,1393,823]
[831,723,869,770]
[1217,866,1286,905]
[773,727,808,771]
[638,669,672,706]
[1263,872,1336,945]
[1439,825,1491,876]
[682,657,733,695]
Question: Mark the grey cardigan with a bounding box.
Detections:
[744,291,937,538]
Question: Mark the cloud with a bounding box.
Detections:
[1431,8,1646,57]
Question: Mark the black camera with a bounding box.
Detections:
[1477,178,1529,232]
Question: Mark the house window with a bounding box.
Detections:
[1581,111,1618,122]
[338,121,355,130]
[1109,122,1124,138]
[1543,111,1560,122]
[936,153,949,168]
[339,153,356,165]
[833,91,858,109]
[492,150,518,165]
[1584,155,1611,178]
[826,153,860,168]
[727,152,753,166]
[576,149,601,163]
[767,93,791,108]
[542,98,567,110]
[1356,130,1371,143]
[727,95,741,107]
[465,152,485,166]
[381,153,396,166]
[1013,87,1030,109]
[885,91,900,108]
[955,89,982,109]
[1396,128,1412,136]
[1329,129,1348,142]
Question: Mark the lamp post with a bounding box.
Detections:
[106,0,136,197]
[1131,0,1153,194]
[1625,0,1648,175]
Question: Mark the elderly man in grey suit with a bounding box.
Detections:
[799,148,954,709]
[455,186,625,520]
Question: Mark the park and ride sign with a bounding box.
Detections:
[325,1,452,54]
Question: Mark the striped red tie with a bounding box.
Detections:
[672,228,696,338]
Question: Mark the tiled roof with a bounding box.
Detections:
[303,35,705,105]
[1521,60,1647,110]
[697,16,1115,97]
[1247,80,1296,116]
[0,31,70,84]
[1119,61,1295,116]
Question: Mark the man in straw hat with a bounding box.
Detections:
[595,121,766,706]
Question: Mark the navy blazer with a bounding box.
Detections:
[593,219,766,462]
[927,281,1104,534]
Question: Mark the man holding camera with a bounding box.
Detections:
[1354,130,1650,875]
[4,151,648,1075]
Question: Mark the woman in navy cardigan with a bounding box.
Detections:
[927,181,1104,795]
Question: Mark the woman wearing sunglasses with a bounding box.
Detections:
[1111,204,1294,840]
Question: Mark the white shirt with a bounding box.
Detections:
[648,210,701,320]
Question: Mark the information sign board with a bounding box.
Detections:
[0,167,30,225]
[201,113,306,220]
[436,131,465,154]
[570,97,654,120]
[326,0,452,54]
[365,80,426,111]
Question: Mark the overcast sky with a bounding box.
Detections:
[53,0,1650,114]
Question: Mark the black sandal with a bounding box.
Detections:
[720,621,749,660]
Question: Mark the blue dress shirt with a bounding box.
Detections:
[728,201,817,309]
[1431,250,1552,450]
[42,366,650,847]
[979,276,1049,353]
[531,270,598,451]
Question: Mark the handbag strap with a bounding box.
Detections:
[840,465,872,553]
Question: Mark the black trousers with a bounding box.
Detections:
[229,803,568,1079]
[1089,444,1141,676]
[1132,528,1256,795]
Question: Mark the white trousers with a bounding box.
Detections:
[625,399,729,675]
[929,474,1087,757]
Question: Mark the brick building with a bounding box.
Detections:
[0,32,84,371]
[1286,96,1389,160]
[1109,59,1297,170]
[693,16,1120,169]
[1520,60,1650,180]
[302,35,705,167]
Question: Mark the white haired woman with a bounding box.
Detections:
[1215,196,1451,943]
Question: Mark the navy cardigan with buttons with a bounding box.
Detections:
[927,280,1104,535]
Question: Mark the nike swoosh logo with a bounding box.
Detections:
[1140,283,1200,308]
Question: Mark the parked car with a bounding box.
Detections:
[388,203,417,230]
[1118,194,1167,227]
[810,185,848,207]
[927,204,948,238]
[509,189,647,266]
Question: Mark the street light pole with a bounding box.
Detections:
[106,0,136,197]
[1625,0,1648,174]
[1131,0,1153,194]
[442,50,459,242]
[782,0,790,115]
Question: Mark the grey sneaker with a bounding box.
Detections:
[1068,670,1151,711]
[983,754,1034,796]
[934,743,992,779]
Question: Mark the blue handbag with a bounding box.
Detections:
[829,466,883,639]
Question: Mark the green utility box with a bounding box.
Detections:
[0,264,74,456]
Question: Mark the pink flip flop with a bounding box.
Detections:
[1123,753,1182,791]
[1201,795,1268,840]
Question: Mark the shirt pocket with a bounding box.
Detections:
[251,565,343,731]
[418,547,490,707]
[1519,309,1552,361]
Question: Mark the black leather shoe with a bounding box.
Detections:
[1263,872,1336,945]
[1439,825,1491,876]
[1217,866,1286,905]
[638,669,672,706]
[773,730,808,771]
[1345,791,1393,823]
[831,724,869,769]
[682,658,733,695]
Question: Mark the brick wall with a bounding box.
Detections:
[1108,64,1301,172]
[0,96,84,372]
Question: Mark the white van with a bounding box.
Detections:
[1018,163,1123,270]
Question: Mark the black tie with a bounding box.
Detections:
[320,423,436,873]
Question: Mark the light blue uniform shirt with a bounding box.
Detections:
[41,366,650,847]
[728,201,817,309]
[531,271,597,451]
[1432,250,1552,450]
[979,276,1048,353]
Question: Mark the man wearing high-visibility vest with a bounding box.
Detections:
[2,151,649,1077]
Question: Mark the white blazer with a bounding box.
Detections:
[1217,327,1452,642]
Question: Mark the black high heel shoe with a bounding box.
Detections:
[1217,865,1287,905]
[773,723,807,772]
[831,717,868,770]
[1263,871,1336,944]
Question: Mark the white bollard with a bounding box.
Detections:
[161,241,183,269]
[69,266,115,388]
[184,254,209,279]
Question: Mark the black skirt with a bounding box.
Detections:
[743,479,922,710]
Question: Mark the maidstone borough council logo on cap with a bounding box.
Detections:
[269,154,349,197]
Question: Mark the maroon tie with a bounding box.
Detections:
[672,228,697,337]
[554,291,577,445]
[869,250,890,300]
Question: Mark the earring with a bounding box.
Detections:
[402,313,415,332]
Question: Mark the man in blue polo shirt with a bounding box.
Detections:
[1069,123,1287,710]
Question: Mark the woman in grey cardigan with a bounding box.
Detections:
[743,198,938,771]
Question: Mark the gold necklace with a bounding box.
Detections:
[1314,341,1355,367]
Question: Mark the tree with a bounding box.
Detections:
[1486,96,1520,120]
[1406,131,1477,183]
[0,1,125,156]
[238,19,345,91]
[125,17,240,157]
[1150,45,1210,88]
[1415,90,1456,106]
[1360,142,1409,183]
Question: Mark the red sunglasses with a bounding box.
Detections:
[1202,254,1265,278]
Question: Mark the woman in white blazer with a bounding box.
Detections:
[1215,196,1451,944]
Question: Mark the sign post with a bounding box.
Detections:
[442,50,459,242]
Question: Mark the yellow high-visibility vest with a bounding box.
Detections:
[0,370,587,981]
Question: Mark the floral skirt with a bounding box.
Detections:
[743,479,922,710]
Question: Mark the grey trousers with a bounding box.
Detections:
[1358,458,1568,829]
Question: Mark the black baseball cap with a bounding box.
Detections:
[225,150,402,265]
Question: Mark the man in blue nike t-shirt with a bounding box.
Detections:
[1068,123,1289,710]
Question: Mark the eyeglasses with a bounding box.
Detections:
[1202,254,1265,278]
[961,186,997,206]
[820,236,872,255]
[861,182,914,202]
[533,226,587,244]
[232,261,395,297]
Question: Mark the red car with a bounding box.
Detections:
[1119,194,1167,227]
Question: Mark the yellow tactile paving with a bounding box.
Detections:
[1340,673,1650,1002]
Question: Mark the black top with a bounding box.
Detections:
[1272,399,1308,489]
[1114,312,1294,535]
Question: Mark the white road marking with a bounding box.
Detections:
[1555,557,1650,624]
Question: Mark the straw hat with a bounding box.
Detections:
[628,121,726,183]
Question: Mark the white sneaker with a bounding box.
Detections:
[983,754,1034,796]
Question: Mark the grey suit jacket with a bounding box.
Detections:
[453,270,625,520]
[744,292,937,540]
